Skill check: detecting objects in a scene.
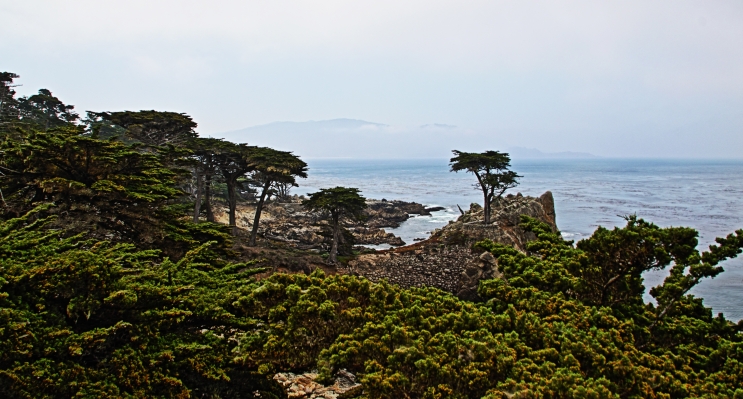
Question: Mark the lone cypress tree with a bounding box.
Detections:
[302,187,366,264]
[449,150,520,224]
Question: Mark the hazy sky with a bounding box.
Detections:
[2,1,742,158]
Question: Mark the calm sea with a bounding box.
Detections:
[294,158,743,321]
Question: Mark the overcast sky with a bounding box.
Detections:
[2,1,742,158]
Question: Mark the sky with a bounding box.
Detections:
[2,1,742,158]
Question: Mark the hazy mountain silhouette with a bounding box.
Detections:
[219,119,596,159]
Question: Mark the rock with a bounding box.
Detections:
[440,191,558,248]
[479,251,496,265]
[352,227,405,246]
[274,370,362,399]
[364,200,431,228]
[455,250,503,301]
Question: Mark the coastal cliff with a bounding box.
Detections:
[344,191,557,300]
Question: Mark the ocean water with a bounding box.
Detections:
[294,158,743,321]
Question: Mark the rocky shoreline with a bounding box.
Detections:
[213,196,441,249]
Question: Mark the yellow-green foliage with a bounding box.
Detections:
[237,217,743,399]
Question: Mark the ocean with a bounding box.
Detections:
[293,158,743,321]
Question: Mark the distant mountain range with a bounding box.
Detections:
[507,147,599,159]
[241,118,388,131]
[218,119,597,159]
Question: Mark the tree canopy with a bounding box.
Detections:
[212,141,255,235]
[93,110,198,147]
[17,89,80,130]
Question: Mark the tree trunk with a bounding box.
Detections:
[193,170,203,223]
[204,173,214,222]
[249,180,271,246]
[483,190,491,224]
[226,177,237,235]
[329,212,339,264]
[475,172,490,225]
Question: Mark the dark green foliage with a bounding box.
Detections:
[0,154,276,397]
[17,89,79,131]
[0,207,281,398]
[93,111,198,147]
[0,124,184,247]
[449,150,520,224]
[302,187,366,264]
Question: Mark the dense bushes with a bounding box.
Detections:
[235,217,743,398]
[3,203,742,398]
[3,72,743,398]
[0,208,281,398]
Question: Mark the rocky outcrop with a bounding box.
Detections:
[345,192,556,300]
[365,199,432,228]
[273,370,361,399]
[213,196,432,249]
[349,226,405,246]
[434,191,557,251]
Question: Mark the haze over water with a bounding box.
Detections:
[295,158,743,321]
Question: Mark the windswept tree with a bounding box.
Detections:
[17,88,79,130]
[213,142,255,235]
[93,110,198,147]
[246,147,308,246]
[302,187,366,264]
[449,150,520,224]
